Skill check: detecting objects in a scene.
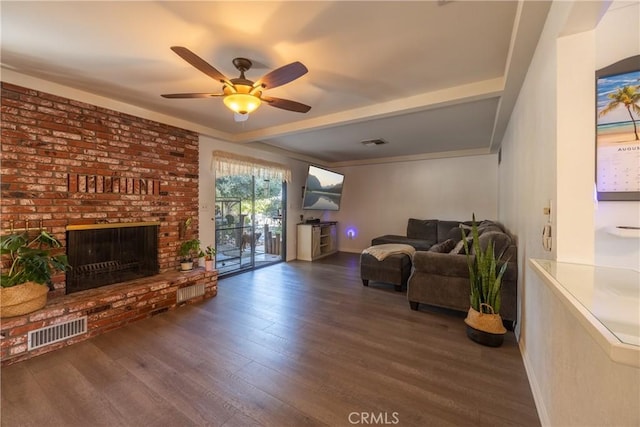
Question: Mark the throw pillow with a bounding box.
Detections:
[430,239,456,253]
[447,226,464,242]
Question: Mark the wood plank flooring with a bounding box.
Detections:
[1,252,540,426]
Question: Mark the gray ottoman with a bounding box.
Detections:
[360,252,412,292]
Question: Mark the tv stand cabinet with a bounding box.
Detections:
[297,222,337,261]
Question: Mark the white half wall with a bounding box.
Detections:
[323,154,499,253]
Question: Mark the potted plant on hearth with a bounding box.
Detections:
[178,238,200,271]
[204,245,216,272]
[462,215,510,347]
[0,230,71,318]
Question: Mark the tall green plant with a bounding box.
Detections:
[0,230,70,288]
[462,216,509,314]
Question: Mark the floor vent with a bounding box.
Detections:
[177,283,205,303]
[28,316,87,351]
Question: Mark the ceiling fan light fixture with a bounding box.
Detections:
[163,48,310,117]
[223,83,262,114]
[234,112,249,122]
[223,93,261,114]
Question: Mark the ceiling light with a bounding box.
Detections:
[234,112,249,122]
[223,84,262,114]
[361,138,388,146]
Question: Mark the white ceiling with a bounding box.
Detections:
[1,1,551,165]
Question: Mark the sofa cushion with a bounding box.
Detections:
[480,220,505,232]
[429,239,456,253]
[406,218,437,241]
[446,226,465,242]
[458,221,504,239]
[474,231,512,258]
[479,224,503,235]
[437,220,463,242]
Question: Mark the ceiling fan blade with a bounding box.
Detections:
[255,62,308,90]
[161,93,223,98]
[170,46,231,85]
[262,96,311,113]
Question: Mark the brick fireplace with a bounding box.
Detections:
[0,82,217,365]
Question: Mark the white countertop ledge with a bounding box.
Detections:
[530,259,640,368]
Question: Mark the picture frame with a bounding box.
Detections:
[595,55,640,201]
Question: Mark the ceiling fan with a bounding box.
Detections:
[161,46,311,121]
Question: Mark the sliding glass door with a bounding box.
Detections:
[214,174,285,276]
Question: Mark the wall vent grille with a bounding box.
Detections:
[177,283,205,303]
[28,317,87,351]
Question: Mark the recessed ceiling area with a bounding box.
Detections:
[0,1,551,165]
[260,97,501,163]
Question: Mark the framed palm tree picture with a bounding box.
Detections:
[595,55,640,201]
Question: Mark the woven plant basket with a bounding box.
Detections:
[0,282,49,318]
[464,303,507,334]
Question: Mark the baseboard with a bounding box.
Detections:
[519,339,551,427]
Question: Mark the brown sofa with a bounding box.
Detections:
[372,218,517,328]
[409,226,517,328]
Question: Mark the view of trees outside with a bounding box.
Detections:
[214,175,284,275]
[215,175,282,222]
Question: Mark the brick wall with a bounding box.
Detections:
[1,82,200,295]
[0,82,219,365]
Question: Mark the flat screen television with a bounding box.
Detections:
[302,165,344,211]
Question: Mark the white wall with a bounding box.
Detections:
[200,144,498,259]
[198,136,309,262]
[325,154,498,253]
[499,1,640,425]
[556,30,596,265]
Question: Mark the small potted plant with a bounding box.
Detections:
[0,230,71,317]
[462,215,510,347]
[178,238,200,271]
[204,245,216,272]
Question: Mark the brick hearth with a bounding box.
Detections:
[1,268,217,366]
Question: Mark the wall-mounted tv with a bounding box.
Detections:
[302,165,344,211]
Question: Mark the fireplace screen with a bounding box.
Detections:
[66,223,159,294]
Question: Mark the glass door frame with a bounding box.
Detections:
[215,176,286,277]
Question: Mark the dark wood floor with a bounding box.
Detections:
[1,252,539,426]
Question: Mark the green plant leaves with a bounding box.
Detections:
[0,231,70,288]
[463,215,509,314]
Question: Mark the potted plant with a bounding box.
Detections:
[462,215,510,347]
[204,245,216,272]
[0,230,71,318]
[178,238,200,271]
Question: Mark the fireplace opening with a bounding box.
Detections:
[66,223,159,294]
